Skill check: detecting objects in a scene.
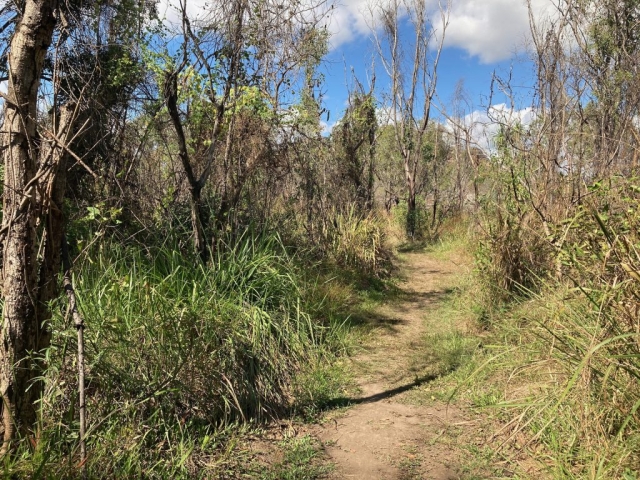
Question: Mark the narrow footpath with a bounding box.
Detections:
[312,248,474,480]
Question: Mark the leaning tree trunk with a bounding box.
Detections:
[0,0,58,453]
[164,71,209,262]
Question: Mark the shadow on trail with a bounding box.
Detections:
[395,287,455,303]
[346,287,456,332]
[323,373,439,409]
[346,310,408,335]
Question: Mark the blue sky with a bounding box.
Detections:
[321,42,534,131]
[317,0,556,138]
[154,0,556,127]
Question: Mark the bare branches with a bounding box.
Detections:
[370,0,450,236]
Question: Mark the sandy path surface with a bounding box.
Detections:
[312,250,470,480]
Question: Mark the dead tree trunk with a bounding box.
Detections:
[372,0,450,239]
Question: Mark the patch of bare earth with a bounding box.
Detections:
[312,250,473,480]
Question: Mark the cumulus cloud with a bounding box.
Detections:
[156,0,558,63]
[154,0,561,64]
[325,0,559,63]
[443,0,558,63]
[449,103,537,153]
[324,0,375,49]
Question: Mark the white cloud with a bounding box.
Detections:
[324,1,374,49]
[449,103,537,153]
[157,0,559,63]
[321,119,337,135]
[155,0,562,65]
[157,0,209,26]
[443,0,558,63]
[325,0,559,63]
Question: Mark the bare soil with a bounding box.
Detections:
[311,248,475,480]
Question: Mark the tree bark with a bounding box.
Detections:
[163,70,209,262]
[406,182,417,238]
[0,0,58,452]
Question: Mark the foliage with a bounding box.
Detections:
[323,207,389,277]
[464,177,640,477]
[0,228,359,477]
[328,209,383,274]
[474,125,557,300]
[9,0,627,476]
[333,87,377,212]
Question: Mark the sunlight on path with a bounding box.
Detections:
[313,249,471,480]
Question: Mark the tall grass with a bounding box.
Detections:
[471,178,640,478]
[7,229,352,478]
[326,206,387,275]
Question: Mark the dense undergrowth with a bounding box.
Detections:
[441,178,640,479]
[6,187,639,479]
[395,209,639,479]
[2,211,391,479]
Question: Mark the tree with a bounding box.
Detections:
[156,0,329,259]
[337,78,377,213]
[0,0,60,451]
[0,0,150,451]
[445,79,482,211]
[571,0,640,174]
[372,0,450,237]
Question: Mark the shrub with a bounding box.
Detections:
[325,206,389,276]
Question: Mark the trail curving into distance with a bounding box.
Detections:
[313,248,473,480]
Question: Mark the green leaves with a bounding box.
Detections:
[83,204,122,226]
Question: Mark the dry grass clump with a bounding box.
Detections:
[474,178,640,478]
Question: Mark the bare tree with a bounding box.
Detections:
[372,0,450,237]
[445,79,482,212]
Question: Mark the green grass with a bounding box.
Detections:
[458,190,640,478]
[461,283,640,479]
[397,452,423,480]
[259,435,332,480]
[1,227,376,478]
[402,254,484,405]
[292,358,357,420]
[387,229,552,478]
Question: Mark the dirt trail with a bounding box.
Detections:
[313,249,471,480]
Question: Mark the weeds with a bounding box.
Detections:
[259,435,331,480]
[2,228,366,478]
[325,206,390,276]
[466,177,640,478]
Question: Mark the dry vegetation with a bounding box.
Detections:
[0,0,639,478]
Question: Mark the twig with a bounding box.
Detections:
[44,127,98,180]
[61,236,87,477]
